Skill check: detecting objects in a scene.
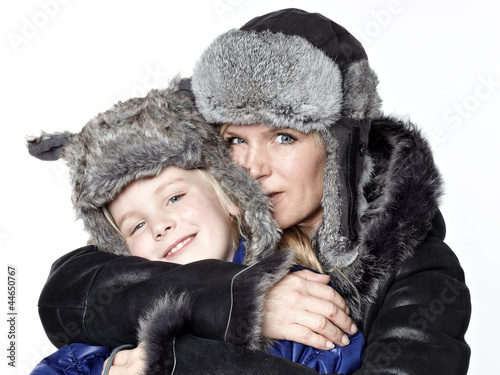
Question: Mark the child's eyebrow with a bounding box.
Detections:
[115,210,136,231]
[153,177,184,197]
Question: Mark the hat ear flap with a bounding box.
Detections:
[27,131,72,161]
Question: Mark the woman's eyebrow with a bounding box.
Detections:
[222,129,239,137]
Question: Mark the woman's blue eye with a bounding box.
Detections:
[227,137,246,144]
[275,134,295,144]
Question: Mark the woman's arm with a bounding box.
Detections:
[99,272,360,375]
[39,246,356,350]
[39,246,299,349]
[38,245,249,348]
[357,235,471,374]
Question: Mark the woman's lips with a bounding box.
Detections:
[268,192,283,205]
[163,235,195,258]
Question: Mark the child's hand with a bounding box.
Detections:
[262,269,358,350]
[102,343,145,375]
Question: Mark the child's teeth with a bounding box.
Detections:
[169,236,193,255]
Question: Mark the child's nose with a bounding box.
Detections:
[153,216,175,240]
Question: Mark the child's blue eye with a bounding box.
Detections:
[168,194,184,205]
[275,134,296,144]
[131,222,145,234]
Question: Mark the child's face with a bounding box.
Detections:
[108,167,239,264]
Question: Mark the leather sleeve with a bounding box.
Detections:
[38,246,268,348]
[142,331,323,375]
[357,235,471,374]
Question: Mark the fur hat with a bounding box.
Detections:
[27,78,280,264]
[191,8,382,268]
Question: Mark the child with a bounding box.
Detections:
[28,78,364,375]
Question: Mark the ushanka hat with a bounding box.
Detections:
[27,78,280,264]
[191,8,382,269]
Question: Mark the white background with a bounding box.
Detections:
[1,1,499,374]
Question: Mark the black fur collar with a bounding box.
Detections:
[328,116,444,323]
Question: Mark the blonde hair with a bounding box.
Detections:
[220,123,230,135]
[310,131,325,148]
[195,169,242,250]
[280,225,362,311]
[279,227,324,273]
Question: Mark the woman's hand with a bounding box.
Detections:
[262,269,358,350]
[102,344,145,375]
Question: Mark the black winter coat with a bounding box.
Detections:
[38,117,471,374]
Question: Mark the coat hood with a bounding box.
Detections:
[334,117,444,320]
[27,78,280,264]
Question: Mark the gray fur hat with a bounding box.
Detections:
[27,78,280,264]
[191,8,382,268]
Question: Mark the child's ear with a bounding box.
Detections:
[228,204,240,218]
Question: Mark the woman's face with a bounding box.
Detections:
[108,167,239,264]
[223,125,327,233]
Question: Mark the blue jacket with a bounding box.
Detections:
[269,332,364,374]
[30,344,111,375]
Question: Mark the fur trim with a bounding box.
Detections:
[226,249,296,350]
[137,292,192,374]
[343,60,383,120]
[27,77,280,260]
[325,117,444,323]
[192,30,382,131]
[193,29,343,133]
[314,119,372,268]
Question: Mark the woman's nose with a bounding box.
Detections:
[245,145,271,180]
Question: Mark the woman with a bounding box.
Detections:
[35,8,471,374]
[187,8,471,374]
